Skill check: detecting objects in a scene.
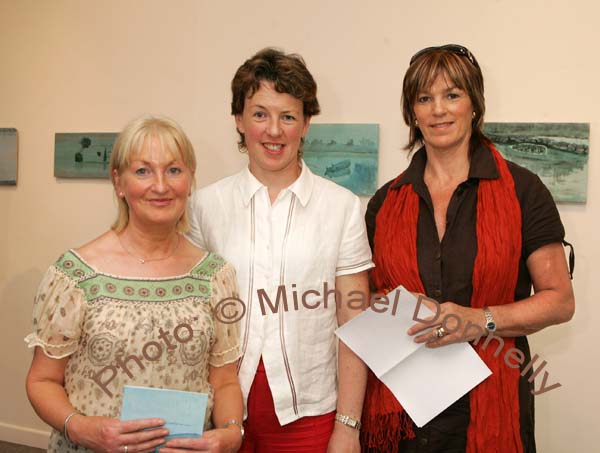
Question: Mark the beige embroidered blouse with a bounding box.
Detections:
[25,250,241,452]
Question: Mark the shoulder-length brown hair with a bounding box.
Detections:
[402,48,485,152]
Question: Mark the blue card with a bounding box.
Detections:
[121,385,208,449]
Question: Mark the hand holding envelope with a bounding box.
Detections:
[335,286,491,427]
[121,386,208,452]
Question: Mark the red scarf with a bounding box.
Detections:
[361,142,523,453]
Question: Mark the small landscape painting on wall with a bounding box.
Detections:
[484,122,589,203]
[54,132,118,178]
[0,128,18,185]
[303,124,378,196]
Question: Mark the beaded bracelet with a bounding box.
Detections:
[63,410,82,444]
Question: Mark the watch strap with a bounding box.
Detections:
[483,307,497,332]
[335,412,361,430]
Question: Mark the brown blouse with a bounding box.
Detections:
[365,142,566,453]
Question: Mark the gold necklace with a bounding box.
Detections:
[117,233,181,264]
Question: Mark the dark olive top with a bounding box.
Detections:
[365,142,565,453]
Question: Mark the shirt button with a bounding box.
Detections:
[432,289,442,299]
[434,251,441,261]
[418,436,429,447]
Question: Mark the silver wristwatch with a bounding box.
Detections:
[483,307,497,333]
[335,412,361,430]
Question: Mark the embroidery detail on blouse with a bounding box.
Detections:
[51,251,228,302]
[88,332,119,366]
[53,251,224,303]
[26,250,241,453]
[56,252,94,280]
[192,253,226,280]
[179,328,211,366]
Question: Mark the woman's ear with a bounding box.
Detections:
[302,115,312,137]
[234,115,245,134]
[112,168,122,197]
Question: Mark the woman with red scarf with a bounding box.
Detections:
[361,45,575,453]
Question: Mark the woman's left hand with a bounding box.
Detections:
[407,299,487,348]
[159,427,242,453]
[327,425,360,453]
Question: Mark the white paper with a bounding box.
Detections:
[335,286,491,427]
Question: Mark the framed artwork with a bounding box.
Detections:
[484,122,589,203]
[303,123,379,196]
[0,128,18,185]
[54,132,118,178]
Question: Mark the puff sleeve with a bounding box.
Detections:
[208,262,242,367]
[24,266,86,359]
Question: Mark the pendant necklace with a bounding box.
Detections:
[118,233,181,264]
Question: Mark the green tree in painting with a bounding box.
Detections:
[75,136,92,163]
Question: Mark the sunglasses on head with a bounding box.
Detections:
[409,44,480,69]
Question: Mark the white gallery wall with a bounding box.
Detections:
[0,0,596,450]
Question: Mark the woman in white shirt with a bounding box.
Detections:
[188,48,373,453]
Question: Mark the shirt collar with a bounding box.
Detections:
[238,167,264,207]
[237,160,315,207]
[286,160,314,207]
[391,140,500,189]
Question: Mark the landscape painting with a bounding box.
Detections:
[0,128,18,185]
[484,122,589,203]
[303,124,378,196]
[55,132,118,178]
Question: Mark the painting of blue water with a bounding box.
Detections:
[484,123,589,203]
[55,132,118,178]
[0,128,18,185]
[303,124,378,196]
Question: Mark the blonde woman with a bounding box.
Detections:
[26,116,243,453]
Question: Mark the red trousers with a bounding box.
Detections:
[239,358,335,452]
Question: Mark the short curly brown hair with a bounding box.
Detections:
[231,47,320,150]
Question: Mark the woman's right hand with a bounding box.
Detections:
[68,415,169,453]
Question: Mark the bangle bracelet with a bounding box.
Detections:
[63,410,82,444]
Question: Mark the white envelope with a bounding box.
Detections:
[335,286,491,427]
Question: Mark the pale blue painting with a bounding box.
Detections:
[0,128,18,185]
[55,132,118,178]
[303,124,378,196]
[484,123,589,203]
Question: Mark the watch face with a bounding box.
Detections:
[487,321,496,331]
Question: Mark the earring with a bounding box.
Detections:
[119,192,124,198]
[414,119,419,127]
[472,111,476,118]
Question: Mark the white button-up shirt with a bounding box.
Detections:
[188,162,373,425]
